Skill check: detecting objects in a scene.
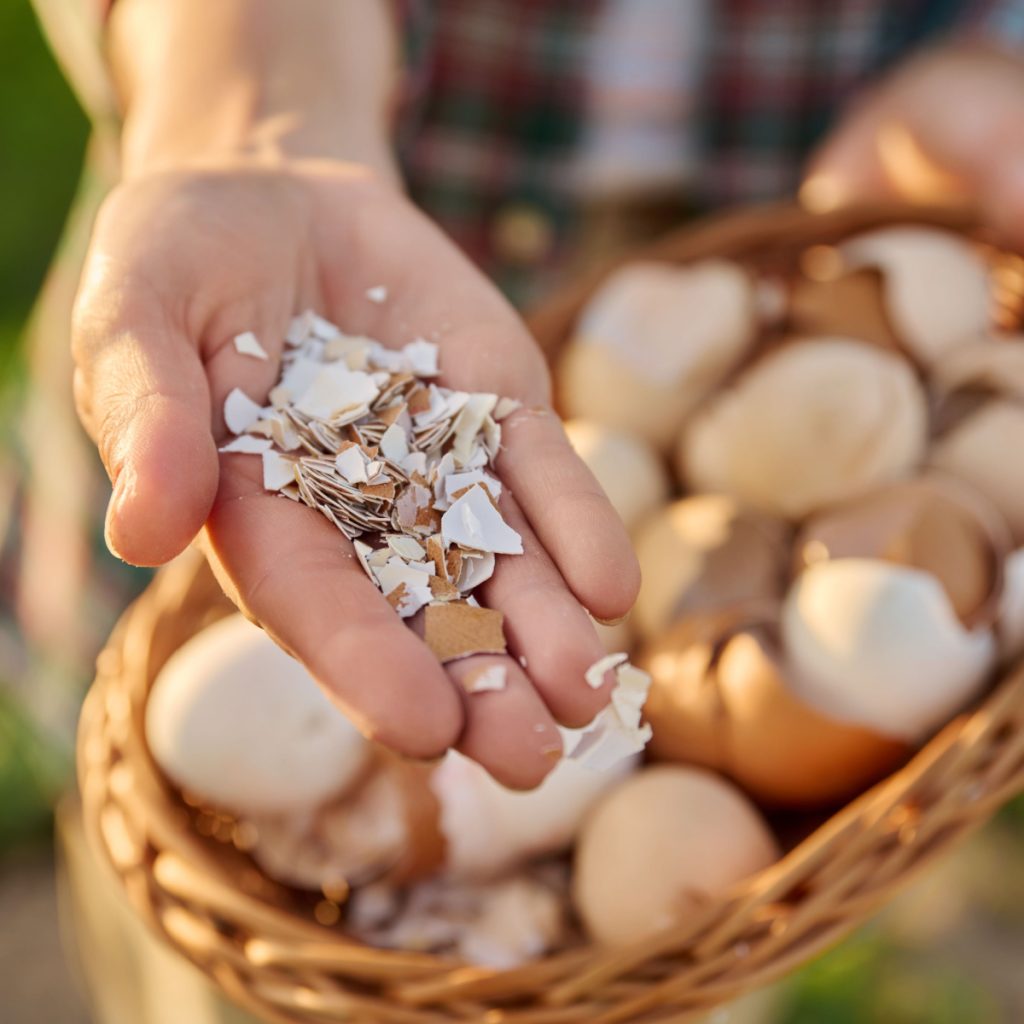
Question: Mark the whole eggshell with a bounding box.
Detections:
[632,495,788,640]
[680,338,928,518]
[573,766,779,946]
[931,400,1024,542]
[432,747,636,880]
[146,614,369,815]
[782,559,995,742]
[641,614,910,807]
[840,227,992,366]
[563,419,670,533]
[558,260,756,450]
[794,475,1009,627]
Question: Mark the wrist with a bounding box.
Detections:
[109,0,400,184]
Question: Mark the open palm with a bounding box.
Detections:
[72,161,640,788]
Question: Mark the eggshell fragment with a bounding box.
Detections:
[840,226,992,366]
[641,612,910,807]
[558,261,757,450]
[680,339,928,518]
[632,495,788,641]
[789,266,898,352]
[794,475,1009,628]
[432,748,635,881]
[563,419,669,533]
[573,766,778,945]
[931,400,1024,542]
[146,615,370,815]
[782,559,995,742]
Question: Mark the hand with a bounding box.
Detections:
[804,42,1024,244]
[72,160,640,789]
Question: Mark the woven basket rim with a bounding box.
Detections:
[78,200,1024,1024]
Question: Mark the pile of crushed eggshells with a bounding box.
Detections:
[146,224,1024,966]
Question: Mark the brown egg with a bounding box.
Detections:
[794,475,1009,628]
[640,609,909,808]
[573,765,779,946]
[789,266,899,352]
[632,496,789,641]
[558,260,757,450]
[679,338,928,518]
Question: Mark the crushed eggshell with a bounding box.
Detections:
[233,331,269,360]
[424,603,508,663]
[225,310,528,671]
[566,656,653,771]
[366,285,388,304]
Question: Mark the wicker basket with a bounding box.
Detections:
[79,202,1024,1024]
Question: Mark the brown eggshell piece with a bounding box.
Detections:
[789,267,899,353]
[794,476,1009,627]
[715,630,910,807]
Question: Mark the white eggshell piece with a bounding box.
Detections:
[683,339,928,518]
[431,748,635,880]
[560,260,755,448]
[563,419,670,533]
[146,614,369,815]
[998,547,1024,661]
[782,559,995,743]
[841,226,991,365]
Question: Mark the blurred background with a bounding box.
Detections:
[1,1,1023,1021]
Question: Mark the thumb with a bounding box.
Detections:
[72,278,219,567]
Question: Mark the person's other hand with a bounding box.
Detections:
[805,42,1024,244]
[72,160,640,789]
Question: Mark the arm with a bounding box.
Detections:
[73,0,640,788]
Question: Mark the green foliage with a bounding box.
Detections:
[780,929,1004,1024]
[0,689,69,851]
[0,0,89,383]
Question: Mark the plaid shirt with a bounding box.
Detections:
[9,0,1024,734]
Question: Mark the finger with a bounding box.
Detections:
[448,655,562,790]
[495,406,640,623]
[481,494,613,729]
[72,272,218,566]
[204,455,464,759]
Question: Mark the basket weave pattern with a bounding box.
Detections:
[79,203,1024,1024]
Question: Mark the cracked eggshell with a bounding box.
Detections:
[998,548,1024,660]
[432,748,636,881]
[146,614,370,816]
[640,612,909,808]
[840,226,992,366]
[931,400,1024,542]
[679,338,928,518]
[782,559,996,743]
[558,260,757,450]
[573,766,779,946]
[563,419,670,534]
[632,495,788,641]
[794,475,1009,628]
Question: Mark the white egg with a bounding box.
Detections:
[680,339,928,518]
[573,766,778,946]
[563,419,669,534]
[146,614,369,815]
[432,747,636,880]
[840,226,991,366]
[559,260,756,450]
[782,559,995,743]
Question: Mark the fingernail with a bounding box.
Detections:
[103,468,133,561]
[593,613,627,627]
